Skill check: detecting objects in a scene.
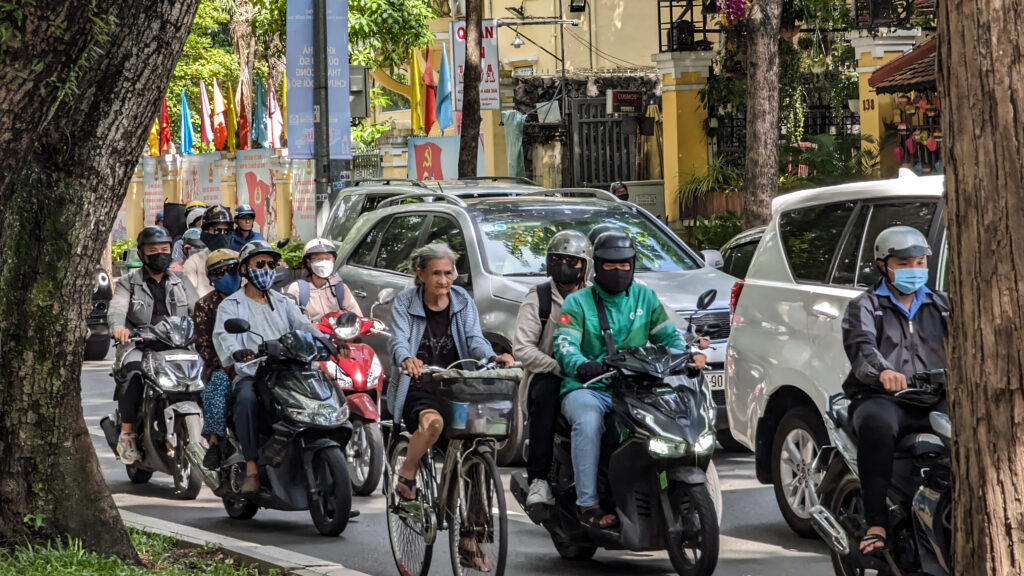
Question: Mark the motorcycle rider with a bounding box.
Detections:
[193,249,243,472]
[553,230,706,530]
[184,205,233,298]
[841,226,949,558]
[108,226,199,464]
[228,204,266,251]
[172,201,207,264]
[513,231,592,509]
[286,238,362,322]
[213,240,320,495]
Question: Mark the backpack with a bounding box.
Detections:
[296,278,347,310]
[536,281,553,342]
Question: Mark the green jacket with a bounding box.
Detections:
[554,283,684,396]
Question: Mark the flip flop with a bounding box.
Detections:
[395,474,418,501]
[580,507,619,530]
[458,540,493,572]
[855,532,888,570]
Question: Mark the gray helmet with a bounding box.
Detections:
[548,230,593,278]
[186,206,207,227]
[182,227,204,248]
[874,226,932,261]
[238,240,281,268]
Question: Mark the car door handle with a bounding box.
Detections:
[353,289,368,299]
[812,302,840,320]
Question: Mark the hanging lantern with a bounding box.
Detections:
[898,94,912,105]
[906,137,917,154]
[933,129,943,142]
[906,106,918,116]
[926,136,938,151]
[894,147,905,163]
[926,105,938,117]
[897,122,909,133]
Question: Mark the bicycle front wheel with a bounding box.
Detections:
[386,436,434,576]
[448,450,507,576]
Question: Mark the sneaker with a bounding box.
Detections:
[526,478,555,507]
[202,443,223,470]
[117,432,140,465]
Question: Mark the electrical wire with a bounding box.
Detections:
[563,27,646,69]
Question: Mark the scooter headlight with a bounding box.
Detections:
[367,354,383,387]
[629,404,684,442]
[695,430,716,454]
[648,437,689,458]
[284,391,349,427]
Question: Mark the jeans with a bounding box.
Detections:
[233,377,260,461]
[561,388,613,508]
[201,370,233,438]
[527,373,563,483]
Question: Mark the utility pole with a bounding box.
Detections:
[313,0,330,223]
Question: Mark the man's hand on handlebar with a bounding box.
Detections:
[576,361,605,382]
[880,369,908,393]
[693,353,707,370]
[402,357,424,379]
[494,353,514,368]
[232,349,256,363]
[113,328,132,344]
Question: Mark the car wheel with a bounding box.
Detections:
[716,428,751,453]
[771,406,827,539]
[84,336,110,361]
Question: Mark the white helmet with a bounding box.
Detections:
[303,238,337,259]
[874,226,932,261]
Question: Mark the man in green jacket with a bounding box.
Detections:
[553,230,705,530]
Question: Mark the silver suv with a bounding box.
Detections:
[331,190,737,464]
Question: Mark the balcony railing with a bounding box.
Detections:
[659,0,717,53]
[854,0,936,29]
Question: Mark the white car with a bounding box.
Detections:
[725,174,947,537]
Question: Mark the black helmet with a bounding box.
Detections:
[202,205,233,230]
[137,225,173,247]
[592,230,636,262]
[588,223,619,245]
[238,240,281,267]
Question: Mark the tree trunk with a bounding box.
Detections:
[458,0,483,177]
[938,2,1024,573]
[740,0,781,228]
[0,0,199,560]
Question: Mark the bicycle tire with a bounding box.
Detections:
[386,436,435,576]
[448,450,508,576]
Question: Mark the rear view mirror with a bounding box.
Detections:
[696,289,717,311]
[224,318,251,334]
[276,238,290,249]
[376,288,397,306]
[701,249,725,270]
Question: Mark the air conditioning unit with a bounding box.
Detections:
[451,0,466,17]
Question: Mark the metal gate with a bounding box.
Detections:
[352,146,383,180]
[571,98,637,189]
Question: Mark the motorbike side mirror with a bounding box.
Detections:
[376,288,397,306]
[696,289,717,311]
[333,311,360,340]
[276,238,290,249]
[224,318,251,334]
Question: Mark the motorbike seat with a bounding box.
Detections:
[835,405,857,439]
[894,433,944,457]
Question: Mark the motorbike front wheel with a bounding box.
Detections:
[664,483,719,576]
[172,416,204,500]
[308,447,353,536]
[829,475,868,576]
[347,420,384,496]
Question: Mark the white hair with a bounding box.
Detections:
[411,242,458,285]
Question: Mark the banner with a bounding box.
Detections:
[142,157,164,225]
[449,19,500,111]
[286,0,352,159]
[235,149,277,241]
[407,135,485,181]
[113,204,129,243]
[291,159,317,241]
[181,153,222,206]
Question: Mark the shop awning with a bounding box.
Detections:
[869,38,937,94]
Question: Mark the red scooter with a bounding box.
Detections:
[316,311,389,496]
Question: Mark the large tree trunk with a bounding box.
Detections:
[0,0,199,559]
[938,2,1024,573]
[740,0,781,227]
[458,0,482,177]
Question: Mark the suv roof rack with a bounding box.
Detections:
[458,176,539,185]
[376,192,468,209]
[352,178,430,189]
[523,188,619,202]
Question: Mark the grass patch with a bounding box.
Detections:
[0,527,277,576]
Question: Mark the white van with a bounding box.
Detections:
[725,175,946,536]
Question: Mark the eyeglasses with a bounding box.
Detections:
[208,266,238,280]
[206,227,232,235]
[250,260,278,270]
[550,255,581,265]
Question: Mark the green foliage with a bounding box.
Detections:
[193,141,217,154]
[779,133,879,190]
[280,240,305,269]
[0,0,35,65]
[692,211,744,251]
[112,239,134,264]
[22,514,45,531]
[352,88,394,151]
[779,38,806,146]
[677,158,745,214]
[348,0,439,71]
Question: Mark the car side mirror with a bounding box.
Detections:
[454,273,472,288]
[696,289,717,311]
[224,318,251,334]
[701,249,725,270]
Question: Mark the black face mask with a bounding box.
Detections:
[550,261,583,285]
[201,231,231,251]
[594,261,633,294]
[144,252,173,274]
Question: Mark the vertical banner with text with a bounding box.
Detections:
[181,153,222,206]
[286,0,352,159]
[235,149,278,241]
[291,159,317,241]
[142,157,164,225]
[449,19,500,111]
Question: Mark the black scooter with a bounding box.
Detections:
[215,318,353,536]
[511,290,721,576]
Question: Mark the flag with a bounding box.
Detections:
[267,80,283,149]
[423,48,437,135]
[282,72,288,142]
[225,82,238,153]
[148,117,160,156]
[199,80,214,145]
[436,44,453,133]
[212,78,228,150]
[160,97,171,153]
[252,72,268,148]
[409,49,423,134]
[414,141,445,180]
[180,88,194,154]
[236,68,251,150]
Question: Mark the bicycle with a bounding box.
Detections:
[384,360,522,576]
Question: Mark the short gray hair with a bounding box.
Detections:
[411,242,458,285]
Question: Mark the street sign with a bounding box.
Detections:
[606,90,644,115]
[449,19,500,111]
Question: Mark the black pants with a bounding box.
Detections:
[527,373,563,483]
[852,396,947,527]
[233,377,260,461]
[118,372,144,425]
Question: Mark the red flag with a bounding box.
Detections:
[423,48,437,135]
[415,142,445,180]
[159,98,171,153]
[238,101,250,150]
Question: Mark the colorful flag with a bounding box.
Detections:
[180,88,194,154]
[267,80,283,149]
[199,80,214,145]
[148,117,160,156]
[252,72,268,148]
[160,97,171,153]
[236,79,250,150]
[409,49,423,134]
[423,48,437,135]
[282,72,288,142]
[225,82,238,153]
[436,44,453,133]
[212,79,227,150]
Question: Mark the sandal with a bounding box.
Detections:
[859,532,887,556]
[580,507,619,530]
[395,474,418,501]
[458,539,492,572]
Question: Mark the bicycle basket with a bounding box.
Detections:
[436,369,520,440]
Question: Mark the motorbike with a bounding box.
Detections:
[510,290,721,576]
[213,318,354,536]
[315,309,390,496]
[100,316,206,499]
[810,369,951,576]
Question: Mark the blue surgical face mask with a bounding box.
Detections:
[213,272,242,295]
[891,267,928,294]
[247,267,276,292]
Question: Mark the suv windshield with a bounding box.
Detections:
[473,204,701,276]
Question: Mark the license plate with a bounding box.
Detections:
[706,371,725,390]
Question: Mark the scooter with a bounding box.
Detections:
[315,310,390,496]
[214,318,354,536]
[510,291,721,576]
[100,316,206,499]
[810,369,951,576]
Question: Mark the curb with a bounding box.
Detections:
[120,510,372,576]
